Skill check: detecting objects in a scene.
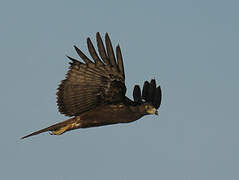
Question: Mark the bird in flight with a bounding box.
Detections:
[21,32,162,139]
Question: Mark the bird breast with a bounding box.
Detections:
[79,104,142,128]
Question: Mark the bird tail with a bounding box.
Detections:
[21,117,76,139]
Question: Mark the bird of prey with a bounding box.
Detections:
[21,32,162,139]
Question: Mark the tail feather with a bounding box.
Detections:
[21,118,75,139]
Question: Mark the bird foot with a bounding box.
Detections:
[50,124,72,135]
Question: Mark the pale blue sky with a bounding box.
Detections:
[1,0,239,179]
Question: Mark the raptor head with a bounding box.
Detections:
[144,103,158,115]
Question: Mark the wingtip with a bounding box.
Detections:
[105,32,110,39]
[73,45,78,50]
[66,55,77,62]
[86,38,92,46]
[151,79,156,84]
[96,32,101,40]
[116,44,120,49]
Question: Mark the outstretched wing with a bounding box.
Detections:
[57,32,126,117]
[133,79,162,109]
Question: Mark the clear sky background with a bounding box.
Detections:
[1,0,239,179]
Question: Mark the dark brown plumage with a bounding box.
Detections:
[21,32,162,139]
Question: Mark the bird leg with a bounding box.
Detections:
[50,117,81,135]
[50,123,73,135]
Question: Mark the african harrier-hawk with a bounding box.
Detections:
[22,32,162,139]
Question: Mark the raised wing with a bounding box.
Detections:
[133,79,162,109]
[57,32,126,117]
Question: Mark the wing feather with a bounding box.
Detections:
[134,79,162,109]
[133,85,142,103]
[96,32,110,65]
[142,81,150,102]
[87,38,104,66]
[153,86,162,109]
[148,79,156,102]
[57,33,126,116]
[105,33,118,69]
[73,45,92,64]
[116,45,125,78]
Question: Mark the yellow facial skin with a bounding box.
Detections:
[145,104,158,115]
